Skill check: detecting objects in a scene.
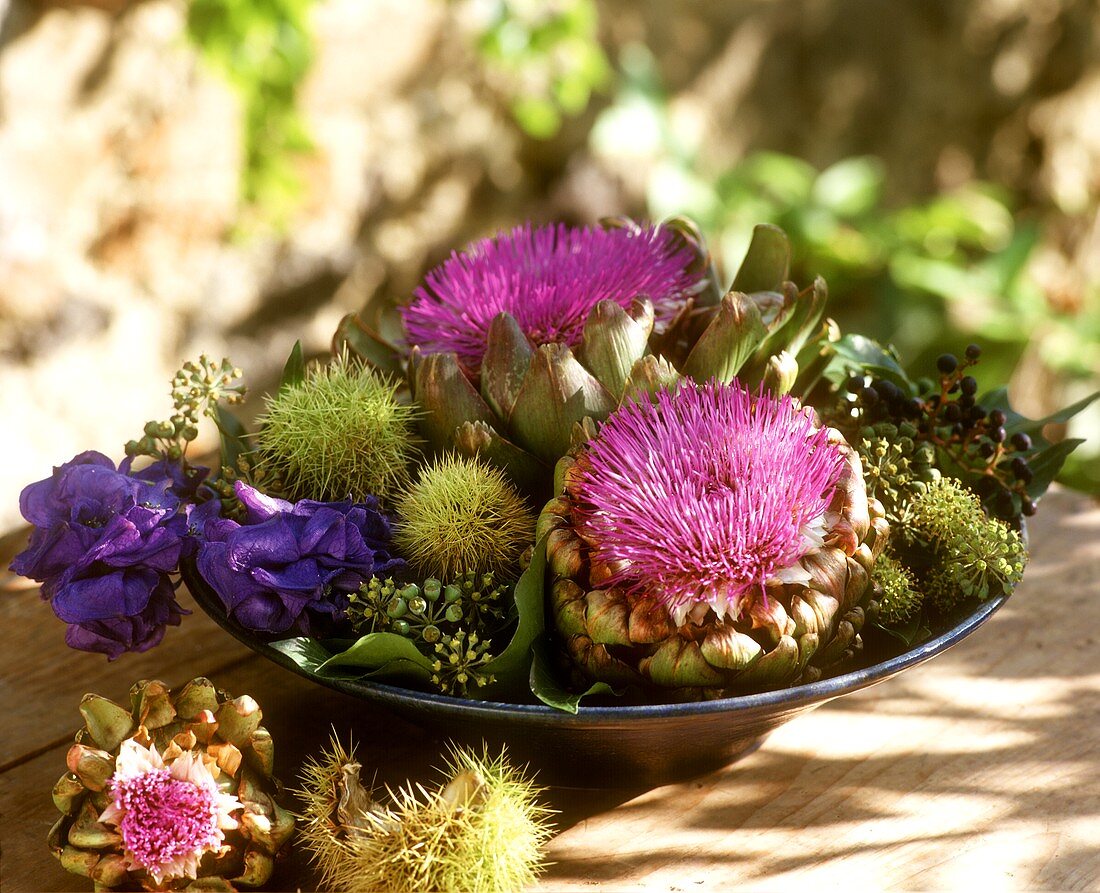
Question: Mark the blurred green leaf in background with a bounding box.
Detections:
[473,0,611,138]
[185,0,317,230]
[592,46,1100,494]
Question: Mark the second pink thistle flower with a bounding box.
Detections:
[542,380,892,696]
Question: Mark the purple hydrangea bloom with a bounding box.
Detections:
[196,481,404,635]
[401,222,703,376]
[9,450,194,658]
[572,380,844,624]
[11,452,188,594]
[56,569,185,659]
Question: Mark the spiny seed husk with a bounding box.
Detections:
[395,454,535,580]
[257,352,418,503]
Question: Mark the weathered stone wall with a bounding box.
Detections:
[1,0,1097,528]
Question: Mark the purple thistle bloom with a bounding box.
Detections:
[572,380,844,625]
[402,222,703,376]
[195,482,404,635]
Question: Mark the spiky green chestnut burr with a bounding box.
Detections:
[297,741,553,893]
[256,353,418,503]
[904,477,1027,609]
[872,552,923,626]
[394,455,535,580]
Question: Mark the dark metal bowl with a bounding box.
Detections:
[182,561,1007,789]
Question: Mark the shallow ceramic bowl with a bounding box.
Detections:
[182,562,1007,789]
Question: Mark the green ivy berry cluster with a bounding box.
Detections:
[125,356,244,464]
[346,573,512,696]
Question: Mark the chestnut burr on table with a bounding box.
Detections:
[2,487,1098,891]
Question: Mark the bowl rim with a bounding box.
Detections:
[181,560,1008,722]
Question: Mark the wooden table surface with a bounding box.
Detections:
[2,486,1098,892]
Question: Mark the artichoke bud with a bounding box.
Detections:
[66,745,115,792]
[623,354,681,404]
[731,223,791,294]
[414,352,494,452]
[700,627,763,671]
[659,215,723,306]
[761,350,799,396]
[481,312,534,420]
[584,589,632,647]
[509,343,616,464]
[640,639,725,688]
[681,290,768,384]
[577,298,654,401]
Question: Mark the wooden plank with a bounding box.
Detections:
[0,574,257,769]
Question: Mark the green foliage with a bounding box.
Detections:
[346,573,513,697]
[185,0,316,227]
[256,352,419,504]
[474,0,611,138]
[395,454,536,580]
[855,421,940,522]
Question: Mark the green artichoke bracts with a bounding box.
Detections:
[48,678,294,891]
[335,219,838,496]
[539,426,890,698]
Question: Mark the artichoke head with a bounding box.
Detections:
[336,219,838,497]
[539,429,890,698]
[48,678,294,891]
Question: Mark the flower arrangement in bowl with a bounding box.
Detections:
[13,219,1096,788]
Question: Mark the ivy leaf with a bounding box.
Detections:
[480,535,548,699]
[529,636,617,713]
[315,633,434,683]
[1026,439,1085,500]
[279,340,305,392]
[826,334,915,392]
[268,637,332,674]
[979,386,1099,447]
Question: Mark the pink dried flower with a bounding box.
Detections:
[401,222,702,376]
[572,380,844,624]
[98,739,241,884]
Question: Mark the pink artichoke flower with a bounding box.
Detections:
[402,221,703,377]
[571,379,844,624]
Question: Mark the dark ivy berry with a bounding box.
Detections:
[991,426,1007,443]
[959,394,975,409]
[990,409,1007,426]
[979,442,996,458]
[1022,497,1037,517]
[943,403,962,422]
[960,376,978,396]
[860,386,880,407]
[951,423,965,437]
[846,375,864,394]
[937,353,959,374]
[974,476,998,497]
[970,404,987,421]
[1012,460,1034,484]
[966,343,982,360]
[908,397,925,417]
[876,380,900,401]
[1011,432,1032,451]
